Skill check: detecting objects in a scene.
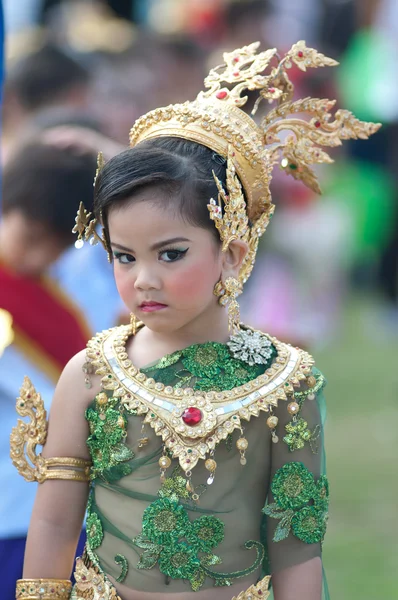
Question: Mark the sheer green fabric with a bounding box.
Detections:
[84,339,330,598]
[261,368,330,600]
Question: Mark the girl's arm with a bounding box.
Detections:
[272,556,322,600]
[22,351,95,579]
[263,368,329,600]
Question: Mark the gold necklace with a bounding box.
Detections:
[87,324,314,474]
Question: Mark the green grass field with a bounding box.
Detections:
[316,297,398,598]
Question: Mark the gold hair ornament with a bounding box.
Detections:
[130,40,381,286]
[72,151,112,261]
[10,377,91,483]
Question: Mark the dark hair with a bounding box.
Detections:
[6,43,88,112]
[2,142,96,245]
[94,137,230,250]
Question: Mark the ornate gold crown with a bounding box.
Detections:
[75,41,380,284]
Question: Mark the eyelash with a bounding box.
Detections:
[113,248,189,264]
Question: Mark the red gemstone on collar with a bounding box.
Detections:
[182,407,202,426]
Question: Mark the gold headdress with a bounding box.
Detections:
[128,40,380,284]
[75,41,380,284]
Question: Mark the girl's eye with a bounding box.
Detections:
[113,252,135,264]
[159,248,188,262]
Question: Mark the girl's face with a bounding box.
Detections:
[108,191,224,335]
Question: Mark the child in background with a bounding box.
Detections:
[0,141,96,600]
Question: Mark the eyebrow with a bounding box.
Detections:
[111,237,191,253]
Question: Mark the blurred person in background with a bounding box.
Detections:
[2,41,90,162]
[0,140,97,599]
[332,0,398,330]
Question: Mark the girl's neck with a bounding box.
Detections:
[130,305,230,368]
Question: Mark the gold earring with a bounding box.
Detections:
[130,313,137,335]
[217,277,242,334]
[213,280,225,300]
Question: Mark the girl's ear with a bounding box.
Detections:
[221,239,248,280]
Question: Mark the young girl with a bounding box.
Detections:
[11,41,379,600]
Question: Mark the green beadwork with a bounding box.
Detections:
[141,340,274,392]
[158,542,201,580]
[315,475,329,512]
[86,511,103,550]
[186,515,225,552]
[292,506,327,544]
[142,497,191,545]
[86,395,134,482]
[114,554,129,583]
[283,418,315,452]
[282,368,325,453]
[263,462,329,545]
[133,471,264,591]
[271,462,316,510]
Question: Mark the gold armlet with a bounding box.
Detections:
[16,579,72,599]
[10,377,91,483]
[231,575,271,600]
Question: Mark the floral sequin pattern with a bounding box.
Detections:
[86,495,104,550]
[283,418,320,452]
[262,462,329,544]
[133,472,264,591]
[86,392,134,482]
[282,369,325,453]
[142,340,275,392]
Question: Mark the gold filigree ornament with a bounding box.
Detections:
[232,575,271,600]
[72,554,121,600]
[129,40,381,286]
[10,377,91,483]
[86,324,315,474]
[72,151,113,261]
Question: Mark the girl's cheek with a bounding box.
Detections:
[167,262,218,300]
[114,266,136,302]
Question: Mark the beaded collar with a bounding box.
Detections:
[86,324,314,473]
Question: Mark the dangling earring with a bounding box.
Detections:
[130,313,137,335]
[214,277,242,334]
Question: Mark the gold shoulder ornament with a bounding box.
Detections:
[10,376,91,483]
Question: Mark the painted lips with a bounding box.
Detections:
[139,302,168,312]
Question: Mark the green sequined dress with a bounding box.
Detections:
[74,326,330,599]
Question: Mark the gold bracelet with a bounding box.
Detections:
[16,578,72,599]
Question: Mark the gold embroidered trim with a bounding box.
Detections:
[10,376,91,483]
[86,325,314,473]
[232,575,271,600]
[72,554,121,600]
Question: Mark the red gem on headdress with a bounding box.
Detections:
[297,51,304,58]
[233,71,240,77]
[233,57,239,63]
[269,87,275,93]
[216,91,228,100]
[182,407,202,426]
[314,121,321,128]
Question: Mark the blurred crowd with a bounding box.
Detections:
[0,1,397,595]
